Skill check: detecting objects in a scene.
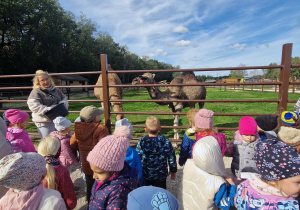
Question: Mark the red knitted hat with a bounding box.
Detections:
[239,116,257,135]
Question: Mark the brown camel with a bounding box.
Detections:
[132,71,206,139]
[94,64,124,121]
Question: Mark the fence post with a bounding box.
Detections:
[293,76,296,95]
[277,43,293,126]
[262,78,264,93]
[100,54,111,134]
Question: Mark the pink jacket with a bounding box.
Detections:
[50,131,78,168]
[6,127,36,153]
[195,132,227,156]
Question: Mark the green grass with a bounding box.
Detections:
[5,87,299,145]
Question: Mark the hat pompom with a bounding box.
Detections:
[113,126,130,138]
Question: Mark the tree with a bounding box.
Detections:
[291,56,300,78]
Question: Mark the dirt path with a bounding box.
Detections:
[71,156,233,210]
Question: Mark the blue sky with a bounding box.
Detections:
[58,0,300,76]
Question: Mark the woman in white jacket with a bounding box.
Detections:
[27,70,68,138]
[178,136,237,210]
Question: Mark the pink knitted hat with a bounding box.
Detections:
[87,126,130,171]
[194,109,214,129]
[239,116,257,135]
[5,109,29,124]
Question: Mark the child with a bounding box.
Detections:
[0,152,67,210]
[87,126,139,209]
[226,116,261,178]
[70,105,109,203]
[127,186,181,210]
[50,116,78,169]
[179,108,199,166]
[5,109,37,153]
[178,136,237,210]
[235,139,300,209]
[277,126,300,153]
[38,136,77,210]
[136,116,177,189]
[255,114,278,140]
[115,118,144,186]
[0,117,13,199]
[193,109,227,156]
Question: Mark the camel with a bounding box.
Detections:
[94,64,124,121]
[132,71,206,139]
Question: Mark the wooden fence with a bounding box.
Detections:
[0,43,299,142]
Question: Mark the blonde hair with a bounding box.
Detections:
[261,179,287,197]
[186,108,199,127]
[32,70,55,89]
[38,135,61,190]
[195,127,218,134]
[146,116,160,135]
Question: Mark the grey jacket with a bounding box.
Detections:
[27,86,68,127]
[230,132,260,178]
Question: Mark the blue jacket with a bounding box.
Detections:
[179,129,196,166]
[136,135,177,182]
[125,146,145,186]
[89,162,139,210]
[214,183,237,210]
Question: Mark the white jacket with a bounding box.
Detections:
[38,188,67,210]
[0,118,13,199]
[178,136,228,210]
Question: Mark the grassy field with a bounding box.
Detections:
[5,87,299,145]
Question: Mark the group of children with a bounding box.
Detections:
[0,102,299,209]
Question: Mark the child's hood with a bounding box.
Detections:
[192,136,227,177]
[6,127,25,139]
[74,122,101,141]
[278,126,300,146]
[109,162,138,190]
[234,130,260,143]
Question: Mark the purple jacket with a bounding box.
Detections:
[50,131,78,168]
[89,162,139,210]
[6,127,36,153]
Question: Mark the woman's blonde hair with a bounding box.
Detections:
[32,70,55,89]
[38,135,61,190]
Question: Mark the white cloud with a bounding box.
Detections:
[169,40,198,47]
[229,43,246,51]
[155,49,164,53]
[58,0,300,76]
[173,26,189,33]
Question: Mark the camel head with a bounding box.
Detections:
[132,73,156,85]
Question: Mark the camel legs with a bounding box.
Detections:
[169,103,182,141]
[101,102,123,122]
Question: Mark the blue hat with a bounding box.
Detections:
[127,186,179,210]
[255,139,300,181]
[281,111,299,125]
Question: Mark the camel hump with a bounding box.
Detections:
[181,71,195,76]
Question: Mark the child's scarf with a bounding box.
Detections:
[0,183,44,210]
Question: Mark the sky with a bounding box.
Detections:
[58,0,300,76]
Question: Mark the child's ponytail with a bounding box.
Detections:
[38,135,61,190]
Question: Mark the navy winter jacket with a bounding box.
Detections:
[179,130,196,166]
[89,162,139,210]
